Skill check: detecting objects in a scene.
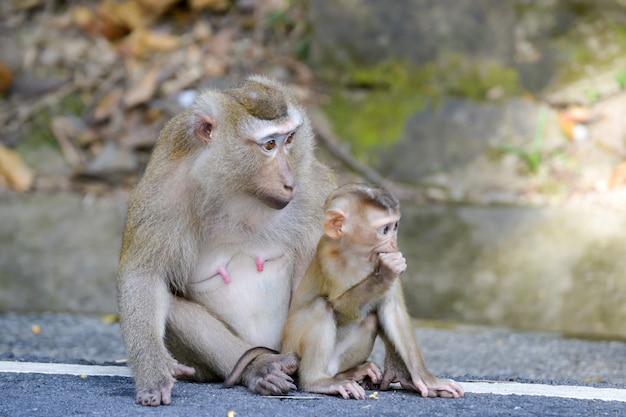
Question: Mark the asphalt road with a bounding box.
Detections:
[1,312,625,416]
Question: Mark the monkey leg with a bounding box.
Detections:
[165,297,298,395]
[333,313,381,389]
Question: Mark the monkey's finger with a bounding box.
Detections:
[439,382,464,398]
[161,388,172,405]
[278,353,300,374]
[367,367,382,384]
[437,389,455,398]
[351,383,367,400]
[172,363,196,378]
[337,386,351,400]
[342,382,365,400]
[137,389,162,406]
[413,379,430,398]
[262,373,298,394]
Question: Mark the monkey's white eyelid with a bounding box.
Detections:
[259,137,278,151]
[285,131,296,144]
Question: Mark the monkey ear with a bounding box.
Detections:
[193,114,217,145]
[324,209,347,239]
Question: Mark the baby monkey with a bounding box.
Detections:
[281,183,464,400]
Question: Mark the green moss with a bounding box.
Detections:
[322,57,522,162]
[17,92,85,152]
[323,61,433,162]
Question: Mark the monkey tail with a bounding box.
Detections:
[223,346,281,388]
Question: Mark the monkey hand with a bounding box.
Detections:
[241,352,299,395]
[335,361,382,389]
[380,363,464,399]
[375,252,407,283]
[136,360,195,406]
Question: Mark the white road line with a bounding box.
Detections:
[461,381,626,403]
[1,361,625,402]
[0,361,133,377]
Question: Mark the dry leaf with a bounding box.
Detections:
[51,117,87,168]
[0,60,15,93]
[113,0,152,30]
[608,161,626,189]
[138,30,181,52]
[210,27,237,56]
[31,324,41,334]
[137,0,179,16]
[124,65,160,107]
[93,88,124,122]
[74,3,129,40]
[120,29,181,57]
[0,144,35,192]
[101,314,120,324]
[558,106,591,142]
[189,0,232,12]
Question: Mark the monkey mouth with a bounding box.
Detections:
[261,195,292,210]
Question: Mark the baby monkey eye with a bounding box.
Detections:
[380,225,390,235]
[263,140,277,151]
[394,222,399,231]
[285,131,295,145]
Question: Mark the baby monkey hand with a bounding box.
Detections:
[375,252,407,284]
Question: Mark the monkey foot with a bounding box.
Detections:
[136,363,195,406]
[243,351,300,395]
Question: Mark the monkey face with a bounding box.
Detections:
[248,129,298,210]
[363,207,400,254]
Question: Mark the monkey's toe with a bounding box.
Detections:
[137,389,162,406]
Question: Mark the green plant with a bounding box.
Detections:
[586,88,601,103]
[500,107,548,174]
[617,70,626,89]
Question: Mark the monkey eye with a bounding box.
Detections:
[394,222,399,231]
[380,225,390,235]
[263,140,277,151]
[285,131,295,145]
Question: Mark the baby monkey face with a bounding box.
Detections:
[362,206,400,254]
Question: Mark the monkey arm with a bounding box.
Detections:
[330,264,398,321]
[117,272,195,406]
[377,282,464,398]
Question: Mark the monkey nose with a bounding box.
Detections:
[282,174,295,193]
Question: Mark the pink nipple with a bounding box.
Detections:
[255,256,265,272]
[217,265,230,284]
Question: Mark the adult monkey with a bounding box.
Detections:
[117,76,336,406]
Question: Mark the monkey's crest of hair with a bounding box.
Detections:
[325,183,399,213]
[224,79,289,121]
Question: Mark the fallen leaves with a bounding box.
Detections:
[0,0,317,196]
[0,144,35,192]
[557,105,602,142]
[123,65,161,108]
[0,61,14,94]
[608,161,626,190]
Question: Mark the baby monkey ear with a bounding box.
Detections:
[193,113,217,145]
[324,209,347,239]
